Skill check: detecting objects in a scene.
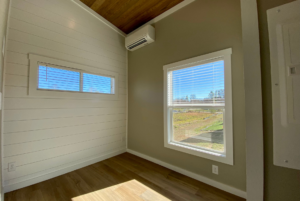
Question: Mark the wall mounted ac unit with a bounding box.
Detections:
[125,25,155,51]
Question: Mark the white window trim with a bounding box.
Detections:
[29,54,119,100]
[163,48,233,165]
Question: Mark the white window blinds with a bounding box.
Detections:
[167,60,225,107]
[82,73,114,94]
[38,65,115,94]
[38,66,80,92]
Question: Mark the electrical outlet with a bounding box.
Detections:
[212,165,218,175]
[8,162,16,172]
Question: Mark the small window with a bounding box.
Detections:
[38,66,81,92]
[37,64,115,95]
[163,49,233,165]
[29,54,119,100]
[82,73,114,94]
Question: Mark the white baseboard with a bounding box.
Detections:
[4,149,126,193]
[127,149,247,199]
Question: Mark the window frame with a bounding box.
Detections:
[29,54,119,100]
[163,48,233,165]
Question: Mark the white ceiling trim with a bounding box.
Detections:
[127,0,195,36]
[71,0,195,37]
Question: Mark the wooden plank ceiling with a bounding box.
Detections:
[80,0,184,34]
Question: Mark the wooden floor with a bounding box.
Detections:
[5,153,245,201]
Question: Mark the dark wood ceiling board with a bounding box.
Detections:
[96,0,139,22]
[81,0,96,7]
[111,0,162,27]
[111,0,182,32]
[119,0,184,32]
[90,0,106,10]
[80,0,184,33]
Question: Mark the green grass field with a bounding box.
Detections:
[173,109,224,152]
[204,121,223,131]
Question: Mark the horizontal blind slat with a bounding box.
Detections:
[168,60,225,107]
[82,73,113,94]
[38,66,80,92]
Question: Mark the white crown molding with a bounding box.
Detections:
[127,0,195,36]
[127,149,247,199]
[71,0,195,37]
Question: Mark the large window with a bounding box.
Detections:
[163,49,233,165]
[29,54,118,99]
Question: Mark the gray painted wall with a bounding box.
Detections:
[257,0,300,200]
[128,0,246,191]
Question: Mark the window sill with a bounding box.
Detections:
[165,141,233,165]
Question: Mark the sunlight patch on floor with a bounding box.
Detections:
[72,179,171,201]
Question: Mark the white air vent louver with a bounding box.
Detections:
[125,25,155,51]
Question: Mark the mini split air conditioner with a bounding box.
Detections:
[125,25,155,51]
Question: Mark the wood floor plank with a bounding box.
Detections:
[102,158,128,174]
[33,180,57,201]
[65,171,93,195]
[122,153,171,176]
[122,153,172,176]
[109,154,147,174]
[4,153,246,201]
[92,162,130,185]
[121,154,200,196]
[76,166,115,190]
[102,161,184,201]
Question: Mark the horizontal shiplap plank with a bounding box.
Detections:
[9,18,125,62]
[4,113,126,133]
[4,121,126,145]
[8,29,125,68]
[11,0,124,49]
[5,51,28,66]
[5,74,28,87]
[4,86,127,99]
[4,146,126,187]
[4,140,125,182]
[4,97,126,109]
[6,41,126,74]
[4,129,124,156]
[23,0,121,38]
[4,107,126,121]
[5,63,29,76]
[3,133,125,168]
[9,6,125,56]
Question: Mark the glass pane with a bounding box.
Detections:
[172,108,224,152]
[38,66,80,91]
[170,60,225,106]
[82,73,113,94]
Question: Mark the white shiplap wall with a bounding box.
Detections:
[0,0,9,84]
[1,0,10,198]
[3,0,127,192]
